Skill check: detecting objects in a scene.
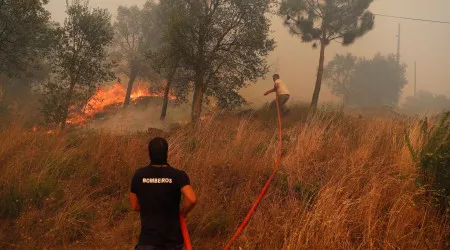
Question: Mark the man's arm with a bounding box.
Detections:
[180,185,197,217]
[130,192,140,212]
[264,88,275,96]
[264,81,279,96]
[130,172,140,212]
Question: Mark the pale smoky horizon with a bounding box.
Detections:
[46,0,450,108]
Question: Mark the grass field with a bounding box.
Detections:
[0,107,448,249]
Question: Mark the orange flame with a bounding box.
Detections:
[30,126,55,135]
[67,82,175,125]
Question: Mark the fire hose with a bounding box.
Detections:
[180,94,283,250]
[223,93,283,249]
[180,214,193,250]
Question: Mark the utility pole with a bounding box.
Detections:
[414,61,417,96]
[397,23,401,64]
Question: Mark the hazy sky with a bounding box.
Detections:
[46,0,450,106]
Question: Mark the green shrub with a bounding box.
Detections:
[0,186,26,219]
[0,176,57,219]
[406,112,450,214]
[26,176,56,207]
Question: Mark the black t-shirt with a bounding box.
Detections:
[130,165,190,246]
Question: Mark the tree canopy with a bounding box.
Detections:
[0,0,55,78]
[159,0,275,121]
[324,53,407,108]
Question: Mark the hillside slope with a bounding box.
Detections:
[0,111,448,249]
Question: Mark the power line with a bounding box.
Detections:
[270,1,450,25]
[373,13,450,24]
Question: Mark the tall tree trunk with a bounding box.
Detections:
[191,73,204,122]
[160,68,176,121]
[61,82,76,130]
[311,35,327,109]
[123,67,138,108]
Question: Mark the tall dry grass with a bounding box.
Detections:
[0,109,448,249]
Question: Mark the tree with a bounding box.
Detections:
[0,0,54,78]
[1,63,51,125]
[323,53,358,106]
[111,1,160,108]
[160,0,275,122]
[0,0,59,126]
[403,91,450,114]
[324,53,407,108]
[149,47,181,121]
[349,54,407,107]
[279,0,375,108]
[40,0,114,128]
[147,2,184,121]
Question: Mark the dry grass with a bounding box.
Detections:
[0,108,448,249]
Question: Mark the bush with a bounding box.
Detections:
[0,186,25,219]
[406,112,450,214]
[0,175,57,219]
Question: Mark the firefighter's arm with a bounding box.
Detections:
[129,192,140,212]
[180,185,197,217]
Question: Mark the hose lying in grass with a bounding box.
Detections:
[223,94,283,250]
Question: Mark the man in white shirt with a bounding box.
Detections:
[264,74,290,113]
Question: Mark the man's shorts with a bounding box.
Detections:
[270,94,290,110]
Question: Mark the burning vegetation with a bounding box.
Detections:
[66,81,176,126]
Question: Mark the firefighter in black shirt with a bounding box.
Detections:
[130,137,197,250]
